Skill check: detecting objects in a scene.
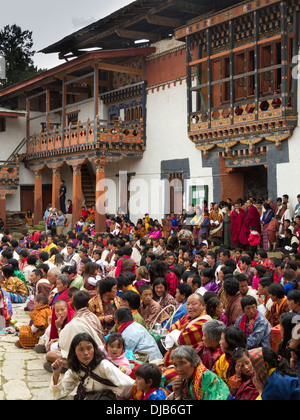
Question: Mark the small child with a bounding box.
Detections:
[101,333,132,375]
[135,363,167,400]
[16,294,52,349]
[248,226,261,256]
[228,348,259,400]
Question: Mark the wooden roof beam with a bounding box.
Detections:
[115,28,161,42]
[96,61,144,76]
[146,13,184,27]
[172,0,209,14]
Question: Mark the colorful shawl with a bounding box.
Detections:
[195,343,223,372]
[248,347,268,384]
[168,312,211,348]
[239,311,258,337]
[186,363,229,400]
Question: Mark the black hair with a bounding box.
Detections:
[72,290,90,310]
[241,295,257,310]
[138,284,153,295]
[122,245,133,257]
[116,275,132,290]
[176,283,192,299]
[67,333,106,373]
[7,258,19,271]
[231,348,250,374]
[2,264,14,278]
[35,293,49,306]
[223,326,247,353]
[135,363,162,389]
[206,296,222,317]
[268,283,285,299]
[98,277,117,295]
[38,251,49,262]
[105,332,125,351]
[201,267,214,280]
[262,347,297,377]
[278,312,297,359]
[223,276,240,296]
[114,307,133,323]
[27,255,37,265]
[258,276,274,289]
[152,277,168,301]
[119,290,141,310]
[287,290,300,305]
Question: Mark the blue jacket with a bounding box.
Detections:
[235,311,271,349]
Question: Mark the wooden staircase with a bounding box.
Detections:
[81,164,96,208]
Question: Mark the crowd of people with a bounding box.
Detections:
[0,193,300,401]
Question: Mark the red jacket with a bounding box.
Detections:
[248,231,261,246]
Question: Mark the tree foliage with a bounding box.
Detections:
[0,24,45,88]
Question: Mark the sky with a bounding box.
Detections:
[0,0,133,70]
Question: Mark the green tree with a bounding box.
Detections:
[0,24,44,88]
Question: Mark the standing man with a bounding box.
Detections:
[59,180,67,214]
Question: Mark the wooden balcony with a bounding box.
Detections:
[188,92,297,153]
[0,161,19,195]
[26,117,145,161]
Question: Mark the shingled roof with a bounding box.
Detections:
[41,0,241,59]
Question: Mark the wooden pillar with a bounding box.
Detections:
[52,168,61,210]
[0,192,6,228]
[94,157,106,233]
[34,171,43,225]
[72,165,82,228]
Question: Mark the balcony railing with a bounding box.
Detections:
[26,117,145,158]
[188,91,296,143]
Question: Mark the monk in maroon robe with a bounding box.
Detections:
[239,200,261,246]
[230,203,245,248]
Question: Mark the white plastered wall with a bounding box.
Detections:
[276,48,300,212]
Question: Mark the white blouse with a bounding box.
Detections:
[50,359,134,400]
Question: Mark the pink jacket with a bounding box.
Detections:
[100,346,132,375]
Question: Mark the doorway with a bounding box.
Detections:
[244,165,268,199]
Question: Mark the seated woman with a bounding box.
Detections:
[50,333,134,400]
[167,346,229,400]
[195,319,226,372]
[114,307,162,361]
[205,296,228,326]
[152,277,180,316]
[138,284,169,329]
[235,295,271,349]
[16,294,52,349]
[215,326,247,386]
[200,267,220,294]
[88,277,120,335]
[228,348,259,400]
[1,264,28,303]
[253,347,300,400]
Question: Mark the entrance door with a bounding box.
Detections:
[244,165,268,199]
[20,187,34,212]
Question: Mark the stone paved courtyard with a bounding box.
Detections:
[0,303,53,400]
